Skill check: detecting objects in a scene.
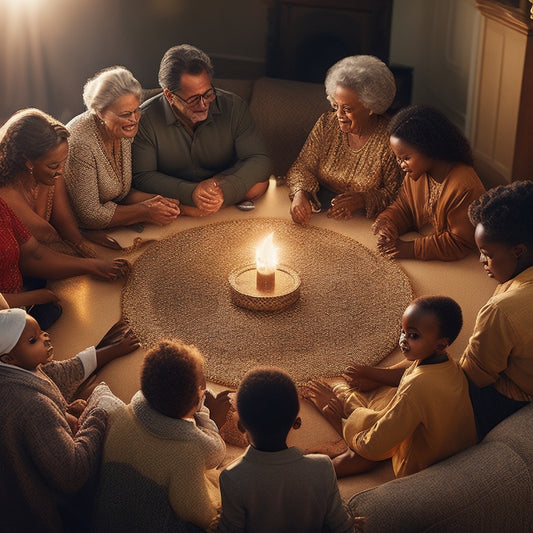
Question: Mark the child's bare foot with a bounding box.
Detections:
[343,364,381,392]
[66,412,80,435]
[332,447,378,478]
[67,398,87,417]
[301,380,344,435]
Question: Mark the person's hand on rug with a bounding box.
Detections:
[343,364,383,392]
[96,319,134,347]
[301,380,344,435]
[95,320,140,370]
[89,258,131,281]
[290,190,312,225]
[205,389,232,430]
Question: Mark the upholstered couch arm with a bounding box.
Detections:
[348,403,533,532]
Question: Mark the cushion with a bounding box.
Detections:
[93,462,206,532]
[348,437,533,532]
[248,77,330,176]
[483,402,533,471]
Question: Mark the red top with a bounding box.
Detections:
[0,197,32,293]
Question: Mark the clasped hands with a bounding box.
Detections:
[290,190,364,225]
[143,195,181,225]
[192,178,224,216]
[372,219,414,259]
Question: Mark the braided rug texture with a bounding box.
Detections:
[121,218,413,386]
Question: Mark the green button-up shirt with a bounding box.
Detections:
[132,89,271,206]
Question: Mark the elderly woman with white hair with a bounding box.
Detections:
[64,66,180,246]
[287,55,402,224]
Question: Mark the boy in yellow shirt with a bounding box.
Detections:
[304,295,477,478]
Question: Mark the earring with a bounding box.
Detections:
[369,110,374,116]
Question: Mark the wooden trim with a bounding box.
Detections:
[512,34,533,179]
[476,1,533,35]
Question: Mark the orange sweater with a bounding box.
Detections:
[375,164,485,261]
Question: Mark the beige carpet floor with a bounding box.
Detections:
[48,179,497,499]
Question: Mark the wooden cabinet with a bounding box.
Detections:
[471,0,533,186]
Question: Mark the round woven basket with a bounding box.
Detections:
[121,218,413,386]
[229,264,301,311]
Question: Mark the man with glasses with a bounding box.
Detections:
[132,44,271,216]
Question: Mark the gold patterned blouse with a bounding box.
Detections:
[64,111,132,229]
[286,112,402,218]
[424,174,445,226]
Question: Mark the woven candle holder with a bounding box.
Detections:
[229,264,301,312]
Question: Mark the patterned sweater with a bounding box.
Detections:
[0,197,31,293]
[65,111,133,229]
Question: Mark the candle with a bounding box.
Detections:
[256,233,278,292]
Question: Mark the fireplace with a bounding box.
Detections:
[266,0,394,83]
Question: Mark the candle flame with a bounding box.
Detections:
[256,233,278,274]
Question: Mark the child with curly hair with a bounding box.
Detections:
[460,180,533,439]
[373,105,485,261]
[93,340,228,532]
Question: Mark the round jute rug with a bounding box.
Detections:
[121,218,413,387]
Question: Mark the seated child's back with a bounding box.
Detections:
[218,367,353,533]
[93,340,226,532]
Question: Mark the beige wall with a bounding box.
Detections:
[390,0,480,130]
[1,0,479,129]
[0,0,270,122]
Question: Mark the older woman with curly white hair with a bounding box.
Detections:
[287,55,402,225]
[64,66,180,247]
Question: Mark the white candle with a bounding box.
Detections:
[256,233,278,292]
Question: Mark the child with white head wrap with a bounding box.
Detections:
[0,308,26,356]
[0,309,139,530]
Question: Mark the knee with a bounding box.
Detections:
[245,180,269,200]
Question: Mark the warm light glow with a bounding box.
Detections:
[255,233,278,275]
[3,0,45,8]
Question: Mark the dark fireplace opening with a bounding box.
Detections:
[266,0,412,110]
[292,33,356,83]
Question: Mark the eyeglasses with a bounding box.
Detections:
[110,108,141,121]
[173,87,216,108]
